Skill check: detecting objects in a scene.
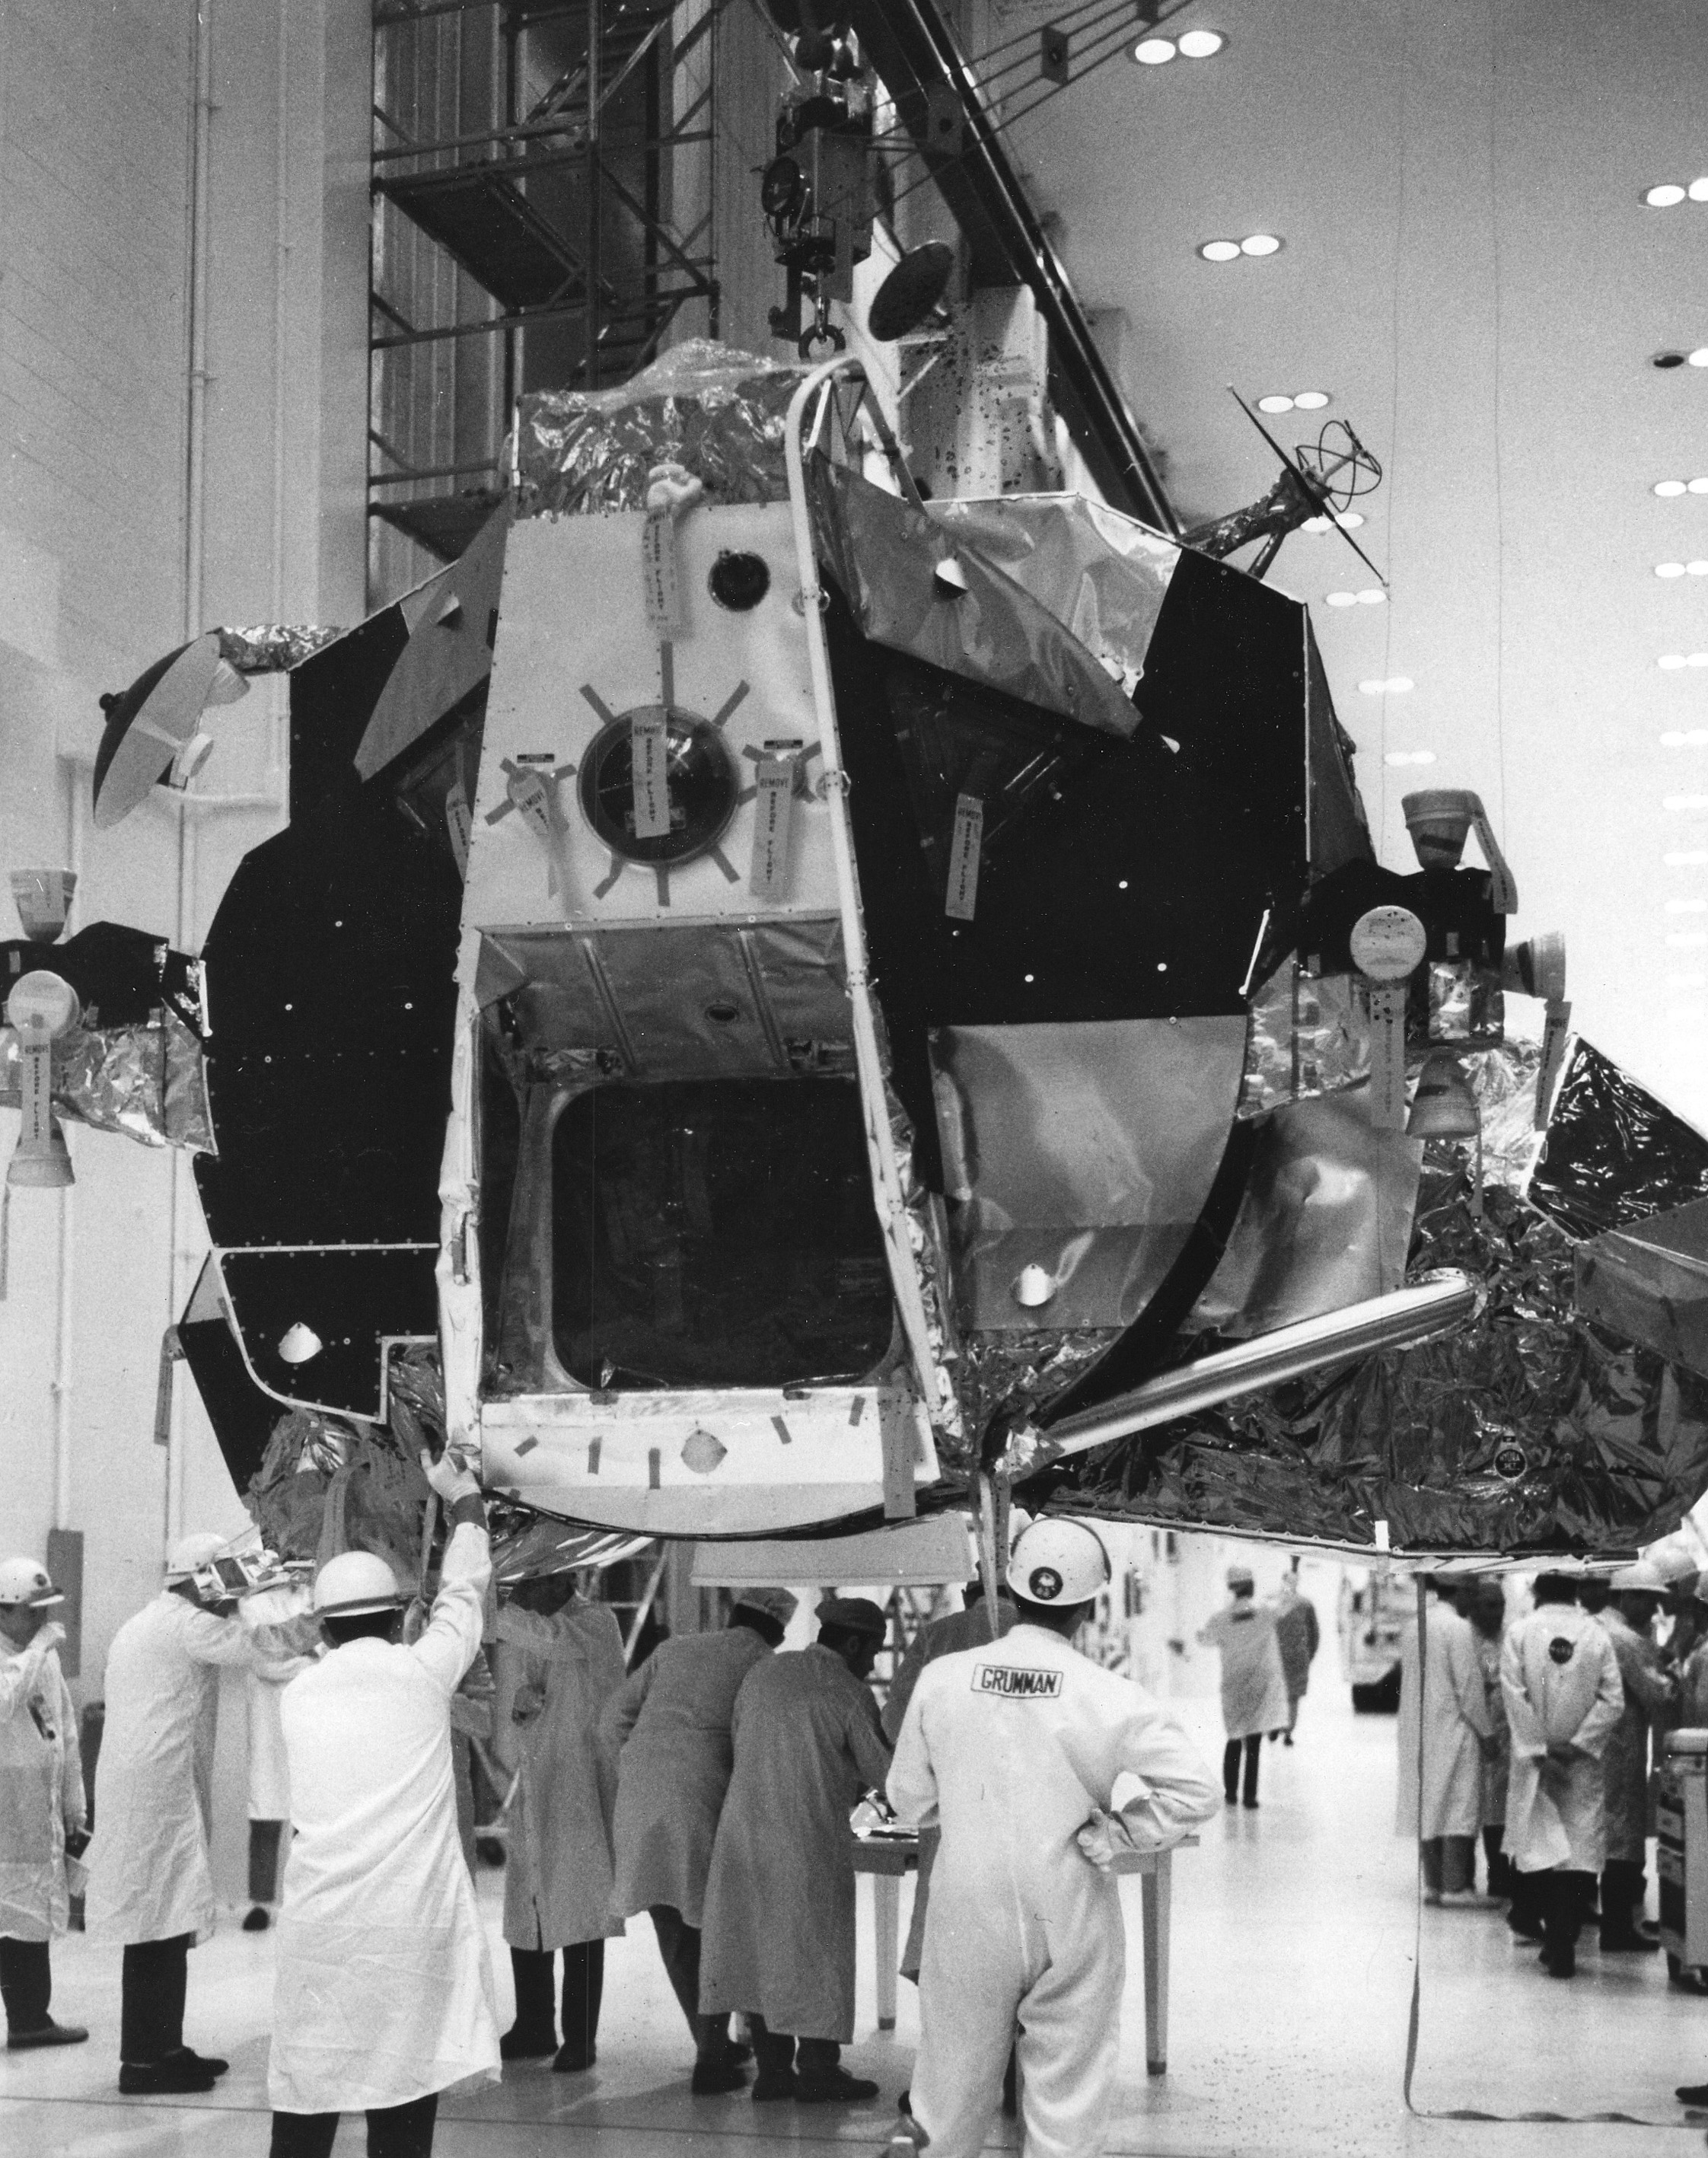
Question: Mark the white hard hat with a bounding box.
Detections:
[165,1532,230,1583]
[1609,1560,1666,1594]
[0,1557,63,1609]
[1007,1519,1111,1607]
[313,1550,407,1618]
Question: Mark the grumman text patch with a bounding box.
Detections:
[972,1664,1063,1700]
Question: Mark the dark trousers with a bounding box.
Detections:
[0,1938,53,2035]
[1536,1867,1595,1966]
[1420,1835,1476,1894]
[1223,1735,1260,1804]
[269,2093,438,2158]
[1601,1856,1649,1937]
[509,1942,604,2059]
[250,1819,286,1903]
[120,1933,190,2064]
[750,2015,838,2080]
[1482,1825,1514,1898]
[650,1905,731,2057]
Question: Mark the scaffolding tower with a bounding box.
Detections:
[369,0,722,594]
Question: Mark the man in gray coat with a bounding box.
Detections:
[601,1587,797,2093]
[1590,1562,1673,1951]
[699,1598,892,2105]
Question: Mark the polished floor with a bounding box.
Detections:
[5,1685,1706,2156]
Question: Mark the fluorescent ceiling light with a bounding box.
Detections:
[1384,750,1436,767]
[1241,233,1282,257]
[1358,677,1413,694]
[1356,588,1385,604]
[1133,37,1176,63]
[1292,390,1330,410]
[1646,184,1687,207]
[1177,29,1225,57]
[1659,563,1687,578]
[1691,349,1708,368]
[1198,239,1241,262]
[1336,512,1365,528]
[1257,394,1294,413]
[1692,178,1708,202]
[1655,480,1689,496]
[1661,655,1690,669]
[1326,591,1356,607]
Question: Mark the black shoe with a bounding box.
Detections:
[241,1906,272,1933]
[119,2056,218,2095]
[175,2047,228,2077]
[500,2025,557,2061]
[1539,1949,1576,1979]
[691,2058,748,2094]
[553,2044,595,2073]
[1601,1929,1662,1953]
[1223,1793,1237,1806]
[1676,2083,1708,2107]
[7,2020,88,2050]
[796,2067,881,2104]
[752,2070,798,2101]
[1241,1798,1259,1810]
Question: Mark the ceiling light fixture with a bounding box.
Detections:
[1384,750,1436,767]
[1198,239,1241,262]
[1326,591,1356,606]
[1336,511,1365,528]
[1177,28,1226,57]
[1240,233,1282,257]
[1693,178,1708,202]
[1358,676,1414,694]
[1694,562,1708,575]
[1293,390,1330,410]
[1659,563,1688,578]
[1655,480,1690,496]
[1692,349,1708,368]
[1133,37,1176,62]
[1257,394,1295,413]
[1661,655,1690,669]
[1646,183,1687,207]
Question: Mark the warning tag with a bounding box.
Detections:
[445,780,472,875]
[630,711,671,840]
[642,508,683,633]
[945,793,983,921]
[1365,980,1407,1130]
[971,1664,1063,1700]
[750,755,795,898]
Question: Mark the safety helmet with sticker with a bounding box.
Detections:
[0,1557,63,1610]
[1007,1519,1111,1607]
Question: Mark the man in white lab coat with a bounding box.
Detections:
[699,1595,893,2104]
[0,1556,86,2049]
[490,1570,627,2073]
[86,1531,301,2095]
[1394,1577,1495,1902]
[1588,1563,1673,1950]
[1197,1563,1289,1808]
[266,1448,500,2158]
[890,1519,1220,2158]
[601,1586,798,2093]
[1501,1573,1624,1978]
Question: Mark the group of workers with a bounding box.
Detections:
[0,1487,1223,2158]
[1398,1565,1691,1997]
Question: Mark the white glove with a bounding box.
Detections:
[1076,1807,1120,1873]
[421,1447,481,1504]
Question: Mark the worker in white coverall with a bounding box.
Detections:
[890,1519,1219,2158]
[1197,1563,1290,1809]
[699,1595,893,2104]
[0,1556,87,2049]
[85,1531,306,2095]
[266,1448,500,2157]
[490,1569,627,2072]
[1501,1573,1624,1979]
[601,1585,798,2095]
[1394,1576,1494,1903]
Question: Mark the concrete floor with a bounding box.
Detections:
[5,1685,1706,2157]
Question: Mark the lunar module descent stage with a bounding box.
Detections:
[23,344,1708,1564]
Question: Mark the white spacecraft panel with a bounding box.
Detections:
[465,503,839,929]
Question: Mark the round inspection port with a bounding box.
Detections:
[705,1000,741,1025]
[708,551,770,610]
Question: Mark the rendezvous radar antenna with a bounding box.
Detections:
[1183,389,1385,584]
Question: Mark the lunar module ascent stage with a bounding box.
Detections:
[19,338,1708,1570]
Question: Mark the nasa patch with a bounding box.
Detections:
[1027,1565,1063,1602]
[1548,1635,1575,1666]
[1493,1444,1528,1484]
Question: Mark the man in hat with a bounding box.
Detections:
[1197,1563,1290,1809]
[1592,1562,1674,1950]
[0,1556,86,2049]
[888,1518,1218,2158]
[86,1532,306,2094]
[602,1586,798,2093]
[1502,1573,1624,1978]
[699,1596,892,2104]
[267,1448,500,2156]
